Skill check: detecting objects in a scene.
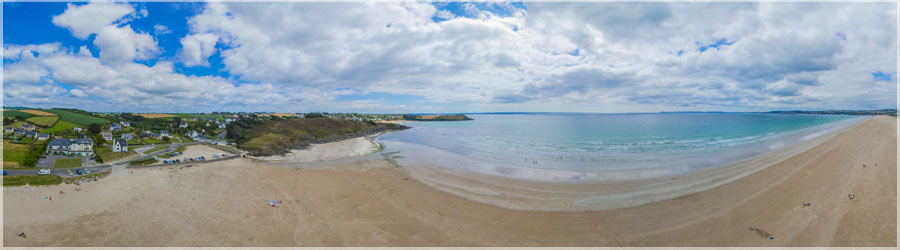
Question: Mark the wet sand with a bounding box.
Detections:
[2,116,895,246]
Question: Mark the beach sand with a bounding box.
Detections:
[2,116,895,247]
[253,136,379,164]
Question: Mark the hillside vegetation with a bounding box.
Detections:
[2,110,37,119]
[227,117,408,156]
[402,114,473,121]
[40,109,109,126]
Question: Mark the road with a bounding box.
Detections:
[5,142,196,177]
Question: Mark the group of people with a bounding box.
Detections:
[748,227,774,240]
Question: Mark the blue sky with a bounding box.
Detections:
[3,2,897,113]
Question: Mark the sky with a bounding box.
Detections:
[2,2,897,113]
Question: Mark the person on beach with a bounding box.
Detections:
[17,232,26,239]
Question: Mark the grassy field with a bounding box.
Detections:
[2,110,37,119]
[26,116,59,127]
[144,145,168,154]
[3,175,63,186]
[43,120,79,133]
[141,138,166,144]
[95,147,136,162]
[129,158,158,166]
[17,137,35,144]
[54,158,82,168]
[40,109,109,126]
[3,139,30,169]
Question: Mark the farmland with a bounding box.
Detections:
[175,113,225,120]
[40,109,109,126]
[20,109,57,116]
[43,120,79,133]
[139,113,177,119]
[26,116,59,127]
[2,110,37,119]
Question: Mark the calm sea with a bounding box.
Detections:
[377,113,865,181]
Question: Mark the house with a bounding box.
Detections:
[109,123,121,131]
[112,139,128,153]
[74,127,83,132]
[158,130,170,139]
[37,134,50,140]
[4,126,13,134]
[140,131,154,138]
[179,122,188,128]
[101,131,113,141]
[217,122,226,129]
[14,128,25,136]
[46,138,94,156]
[121,133,134,140]
[22,124,35,131]
[225,118,234,123]
[120,121,130,127]
[25,131,37,138]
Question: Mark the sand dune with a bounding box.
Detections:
[3,116,895,247]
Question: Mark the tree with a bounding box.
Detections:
[3,117,14,125]
[162,136,170,142]
[87,123,103,134]
[93,134,106,145]
[173,117,183,124]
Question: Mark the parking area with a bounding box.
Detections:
[36,155,85,169]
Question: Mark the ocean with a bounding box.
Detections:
[377,113,866,182]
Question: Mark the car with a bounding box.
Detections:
[76,170,83,175]
[38,160,45,164]
[2,170,7,175]
[40,155,47,158]
[66,169,73,176]
[84,168,91,174]
[37,169,51,175]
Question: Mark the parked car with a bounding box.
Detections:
[40,155,47,158]
[84,168,91,174]
[66,169,73,176]
[38,160,45,164]
[3,170,7,175]
[76,169,83,175]
[37,169,51,175]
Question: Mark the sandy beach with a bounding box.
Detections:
[2,116,895,247]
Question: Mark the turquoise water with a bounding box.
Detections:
[378,113,865,181]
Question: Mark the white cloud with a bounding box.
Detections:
[51,2,134,39]
[178,33,219,67]
[93,25,159,64]
[153,24,171,35]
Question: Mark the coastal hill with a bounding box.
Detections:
[402,114,472,121]
[769,109,897,116]
[226,116,408,156]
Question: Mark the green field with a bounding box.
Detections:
[2,110,37,119]
[26,116,59,127]
[3,139,30,168]
[3,175,63,186]
[95,146,136,162]
[40,109,109,126]
[43,120,79,133]
[141,138,166,144]
[54,158,82,168]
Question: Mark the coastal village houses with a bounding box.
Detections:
[102,131,113,141]
[112,139,128,153]
[122,133,134,140]
[47,138,94,156]
[158,130,171,139]
[120,121,130,127]
[22,124,35,131]
[37,133,50,140]
[4,126,12,134]
[74,127,83,132]
[14,128,25,136]
[25,131,36,138]
[110,123,122,131]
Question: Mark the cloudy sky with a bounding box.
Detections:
[2,2,897,113]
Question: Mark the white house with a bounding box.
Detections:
[4,126,13,134]
[120,121,130,127]
[112,139,128,153]
[47,138,94,156]
[25,131,37,138]
[14,128,25,136]
[121,133,134,140]
[37,133,50,140]
[158,130,170,139]
[179,122,188,128]
[101,131,113,141]
[22,124,35,131]
[73,127,83,132]
[109,123,122,131]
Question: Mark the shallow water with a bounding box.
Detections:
[378,113,865,181]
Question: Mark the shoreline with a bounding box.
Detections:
[384,116,872,211]
[3,116,895,246]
